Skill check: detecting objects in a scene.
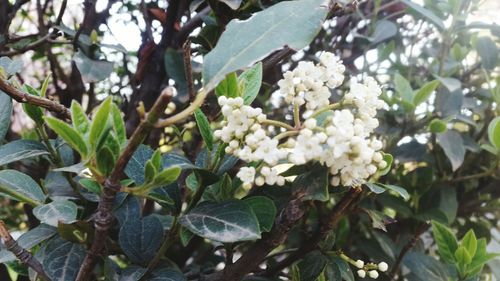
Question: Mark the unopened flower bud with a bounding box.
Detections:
[357,270,366,278]
[368,270,379,279]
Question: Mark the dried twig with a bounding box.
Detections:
[0,76,71,119]
[183,40,195,101]
[75,87,173,281]
[0,221,49,281]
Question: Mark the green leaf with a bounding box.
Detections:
[432,220,459,264]
[79,178,101,194]
[164,48,188,98]
[33,200,78,227]
[394,73,413,104]
[43,237,86,281]
[180,200,261,243]
[111,103,126,147]
[365,209,390,232]
[402,252,449,281]
[125,145,154,185]
[144,160,157,183]
[437,130,465,171]
[149,268,187,281]
[487,116,500,149]
[118,216,164,264]
[429,118,448,133]
[239,62,262,105]
[0,91,12,142]
[73,51,114,83]
[0,140,49,166]
[400,0,445,29]
[365,182,386,194]
[475,36,498,70]
[96,147,116,176]
[152,166,182,187]
[219,0,242,10]
[0,57,23,75]
[243,196,277,232]
[461,230,477,257]
[202,0,328,91]
[89,97,112,150]
[151,149,162,171]
[413,80,440,106]
[329,256,354,281]
[0,224,56,263]
[470,238,500,269]
[455,246,472,265]
[180,226,194,247]
[377,152,393,176]
[194,108,214,150]
[40,75,50,97]
[298,251,328,281]
[70,100,90,135]
[382,184,410,200]
[292,166,329,201]
[215,72,239,98]
[370,20,398,44]
[45,117,88,158]
[22,85,44,125]
[0,170,45,206]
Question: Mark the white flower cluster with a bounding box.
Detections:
[215,52,386,188]
[355,260,388,279]
[278,52,345,111]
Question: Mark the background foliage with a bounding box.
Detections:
[0,0,499,280]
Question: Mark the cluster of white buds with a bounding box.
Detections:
[278,52,345,111]
[215,52,386,188]
[355,260,389,279]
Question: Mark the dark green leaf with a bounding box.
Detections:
[202,0,328,91]
[400,0,445,29]
[402,252,449,281]
[0,140,49,166]
[370,20,398,44]
[73,51,114,83]
[487,116,500,149]
[239,62,262,105]
[89,97,112,150]
[33,200,78,227]
[180,200,261,243]
[125,145,154,185]
[45,116,88,158]
[0,224,56,263]
[432,220,458,264]
[0,169,45,206]
[0,91,12,141]
[297,251,328,281]
[328,256,354,281]
[380,184,410,200]
[0,56,23,75]
[292,166,329,201]
[96,147,116,176]
[429,119,448,133]
[243,196,276,232]
[394,73,413,104]
[22,85,44,125]
[43,237,86,281]
[194,108,214,150]
[118,216,164,264]
[475,37,498,69]
[150,268,187,281]
[437,130,465,171]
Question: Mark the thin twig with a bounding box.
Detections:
[75,88,173,281]
[0,76,71,119]
[388,222,430,280]
[183,40,196,101]
[0,221,49,281]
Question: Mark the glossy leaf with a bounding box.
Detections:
[180,200,261,243]
[0,224,56,263]
[152,166,182,187]
[43,237,86,281]
[292,166,329,201]
[402,252,449,281]
[413,80,440,106]
[111,103,127,147]
[239,62,262,105]
[437,130,465,171]
[298,251,328,281]
[33,200,78,227]
[89,97,112,149]
[125,145,154,185]
[202,0,328,91]
[0,139,49,166]
[0,169,45,206]
[71,100,90,134]
[45,116,88,158]
[370,20,398,44]
[429,119,448,133]
[432,220,458,264]
[73,51,114,83]
[96,146,116,176]
[244,196,277,232]
[194,108,214,150]
[215,72,239,98]
[487,116,500,149]
[0,91,12,142]
[461,230,477,257]
[118,216,164,264]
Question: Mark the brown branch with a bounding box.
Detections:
[75,87,174,281]
[0,221,49,281]
[0,76,71,119]
[262,187,363,277]
[203,195,306,281]
[388,222,430,280]
[183,40,195,101]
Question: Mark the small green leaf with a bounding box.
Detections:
[381,183,410,200]
[152,166,182,187]
[243,196,277,232]
[96,147,116,176]
[33,200,78,227]
[45,117,88,158]
[151,149,162,171]
[377,152,393,176]
[40,75,51,97]
[365,182,386,194]
[429,118,448,133]
[0,92,12,142]
[111,104,126,147]
[194,108,213,150]
[215,72,239,98]
[292,165,329,201]
[297,251,328,281]
[73,51,114,83]
[487,116,500,149]
[78,178,101,194]
[432,220,459,264]
[394,73,413,103]
[22,85,44,125]
[413,80,440,106]
[239,62,262,105]
[89,97,112,150]
[461,229,477,257]
[118,216,164,264]
[437,130,465,171]
[71,101,90,135]
[0,140,50,166]
[455,246,472,265]
[144,161,157,184]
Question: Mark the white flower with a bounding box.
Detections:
[260,166,286,186]
[357,270,366,278]
[354,259,365,269]
[368,270,379,279]
[236,167,256,185]
[377,262,388,272]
